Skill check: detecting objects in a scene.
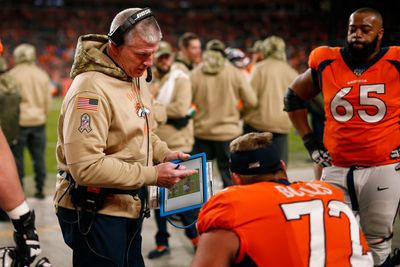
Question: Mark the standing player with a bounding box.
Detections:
[285,7,400,266]
[192,132,373,267]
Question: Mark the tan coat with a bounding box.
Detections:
[151,66,194,153]
[190,61,257,141]
[174,53,193,75]
[54,34,170,219]
[8,62,52,126]
[243,58,298,133]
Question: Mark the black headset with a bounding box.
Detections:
[108,7,154,47]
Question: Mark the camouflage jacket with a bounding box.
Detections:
[0,73,21,144]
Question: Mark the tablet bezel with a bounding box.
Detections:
[160,152,208,217]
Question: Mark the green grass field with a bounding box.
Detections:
[22,97,310,197]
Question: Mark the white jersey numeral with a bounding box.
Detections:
[281,199,373,266]
[330,84,386,123]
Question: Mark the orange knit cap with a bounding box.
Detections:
[0,40,3,55]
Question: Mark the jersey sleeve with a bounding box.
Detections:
[197,189,249,264]
[197,191,237,234]
[308,46,333,70]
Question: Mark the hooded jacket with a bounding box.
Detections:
[8,46,52,127]
[190,55,257,141]
[54,34,170,219]
[0,71,20,144]
[151,66,194,153]
[243,58,298,133]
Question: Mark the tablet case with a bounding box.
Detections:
[160,153,208,217]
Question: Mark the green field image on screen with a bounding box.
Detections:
[168,169,201,199]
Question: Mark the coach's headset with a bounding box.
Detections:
[108,7,154,82]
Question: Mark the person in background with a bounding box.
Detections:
[190,39,257,188]
[285,7,400,266]
[225,47,251,80]
[8,43,52,199]
[147,41,199,259]
[53,8,197,267]
[243,35,298,165]
[174,32,202,74]
[247,39,264,75]
[191,132,373,267]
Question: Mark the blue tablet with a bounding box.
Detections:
[160,153,208,217]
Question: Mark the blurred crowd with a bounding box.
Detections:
[1,0,399,96]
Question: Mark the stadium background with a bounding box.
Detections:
[1,0,400,195]
[2,0,400,95]
[1,3,400,266]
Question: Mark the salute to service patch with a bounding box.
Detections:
[78,113,92,133]
[77,97,99,111]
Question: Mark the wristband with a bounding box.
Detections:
[7,201,30,220]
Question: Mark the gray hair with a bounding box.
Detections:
[109,8,162,45]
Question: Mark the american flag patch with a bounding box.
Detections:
[77,97,98,111]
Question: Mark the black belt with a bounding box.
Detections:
[59,171,140,196]
[346,166,359,211]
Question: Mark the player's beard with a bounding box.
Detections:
[347,35,379,61]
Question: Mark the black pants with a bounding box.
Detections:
[57,207,144,267]
[11,125,46,193]
[192,137,233,188]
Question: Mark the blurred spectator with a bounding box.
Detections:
[247,40,264,65]
[175,32,202,73]
[242,36,298,165]
[225,47,251,79]
[148,40,199,259]
[190,39,257,188]
[0,47,21,146]
[8,43,52,199]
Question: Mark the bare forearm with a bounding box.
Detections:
[288,108,312,138]
[0,130,25,211]
[191,230,239,267]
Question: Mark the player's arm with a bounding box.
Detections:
[0,129,25,210]
[191,229,239,267]
[284,68,318,138]
[0,129,41,264]
[285,69,331,168]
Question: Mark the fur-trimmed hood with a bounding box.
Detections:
[70,34,130,81]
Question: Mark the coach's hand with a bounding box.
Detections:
[164,151,191,162]
[11,210,41,265]
[156,162,198,189]
[302,133,332,168]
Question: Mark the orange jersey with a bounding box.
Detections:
[197,180,372,267]
[309,46,400,167]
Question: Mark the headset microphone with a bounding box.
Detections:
[145,67,152,83]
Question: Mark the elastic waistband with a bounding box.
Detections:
[58,171,140,196]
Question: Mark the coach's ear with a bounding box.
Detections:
[280,160,287,171]
[231,172,242,185]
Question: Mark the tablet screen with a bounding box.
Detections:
[160,153,207,216]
